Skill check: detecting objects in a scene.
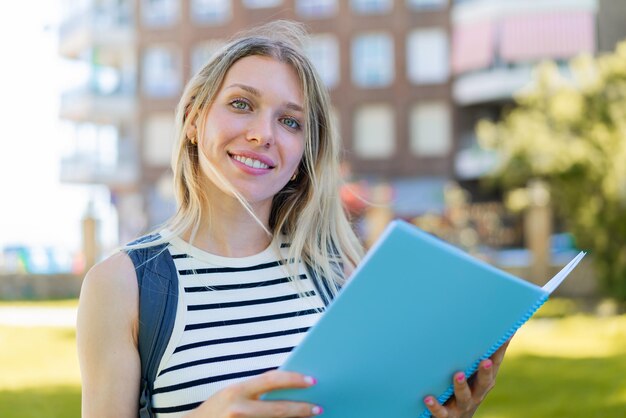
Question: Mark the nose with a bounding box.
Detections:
[246,112,275,148]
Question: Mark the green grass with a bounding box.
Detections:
[0,298,79,308]
[0,299,625,417]
[479,355,626,418]
[0,386,81,418]
[478,313,626,417]
[0,305,81,418]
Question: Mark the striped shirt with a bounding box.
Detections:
[151,234,326,417]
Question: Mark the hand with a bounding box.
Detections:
[423,340,510,418]
[186,370,323,418]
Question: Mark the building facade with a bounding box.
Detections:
[58,0,625,245]
[59,0,454,243]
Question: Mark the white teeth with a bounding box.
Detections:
[232,154,269,169]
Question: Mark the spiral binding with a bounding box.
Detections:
[418,294,550,418]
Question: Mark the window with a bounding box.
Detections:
[142,46,181,97]
[73,123,119,168]
[190,40,225,76]
[352,33,394,87]
[296,0,337,18]
[354,104,395,158]
[190,0,231,25]
[242,0,282,8]
[92,0,133,28]
[148,176,177,225]
[144,113,175,166]
[350,0,392,14]
[141,0,179,27]
[406,0,447,10]
[410,102,451,157]
[407,28,449,84]
[304,34,340,88]
[90,64,122,95]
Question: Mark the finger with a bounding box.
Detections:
[244,399,323,418]
[240,370,316,398]
[490,339,512,374]
[423,395,449,418]
[452,371,473,410]
[472,359,495,400]
[492,340,510,362]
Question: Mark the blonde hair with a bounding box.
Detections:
[130,20,363,296]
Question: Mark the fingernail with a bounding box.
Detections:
[455,372,466,383]
[312,405,323,415]
[483,359,493,370]
[304,376,317,385]
[424,396,435,406]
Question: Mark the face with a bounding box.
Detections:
[196,55,305,210]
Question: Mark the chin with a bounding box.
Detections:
[234,189,276,206]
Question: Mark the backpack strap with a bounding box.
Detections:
[126,235,179,418]
[305,261,341,308]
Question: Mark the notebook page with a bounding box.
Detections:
[542,251,586,293]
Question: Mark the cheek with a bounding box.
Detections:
[288,140,306,170]
[200,125,219,149]
[201,111,238,147]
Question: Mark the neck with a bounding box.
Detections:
[183,197,273,258]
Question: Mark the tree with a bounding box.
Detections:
[477,42,626,300]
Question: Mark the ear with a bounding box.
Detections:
[185,111,198,144]
[185,123,197,141]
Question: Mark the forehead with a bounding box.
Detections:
[221,55,304,107]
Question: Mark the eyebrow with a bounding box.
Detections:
[226,83,304,113]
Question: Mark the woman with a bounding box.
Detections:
[77,20,507,418]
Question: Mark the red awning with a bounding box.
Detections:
[452,21,495,74]
[499,11,596,62]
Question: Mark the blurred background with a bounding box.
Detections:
[1,0,626,416]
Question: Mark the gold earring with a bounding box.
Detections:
[290,172,297,181]
[189,136,197,145]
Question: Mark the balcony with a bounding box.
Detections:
[59,5,134,58]
[60,86,136,123]
[454,143,499,179]
[453,66,533,105]
[453,61,575,105]
[60,151,139,188]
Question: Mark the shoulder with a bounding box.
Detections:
[78,251,139,342]
[82,251,138,299]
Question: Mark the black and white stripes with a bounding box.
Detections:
[151,235,325,417]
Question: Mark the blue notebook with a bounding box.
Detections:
[264,220,585,418]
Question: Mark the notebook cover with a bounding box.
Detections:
[264,220,549,418]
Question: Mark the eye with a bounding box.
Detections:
[280,116,301,130]
[230,98,251,111]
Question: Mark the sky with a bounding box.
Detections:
[0,1,97,253]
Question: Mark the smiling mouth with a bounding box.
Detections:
[229,153,273,169]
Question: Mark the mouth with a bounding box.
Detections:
[228,152,275,170]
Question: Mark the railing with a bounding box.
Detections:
[59,3,134,39]
[60,152,139,186]
[59,83,137,122]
